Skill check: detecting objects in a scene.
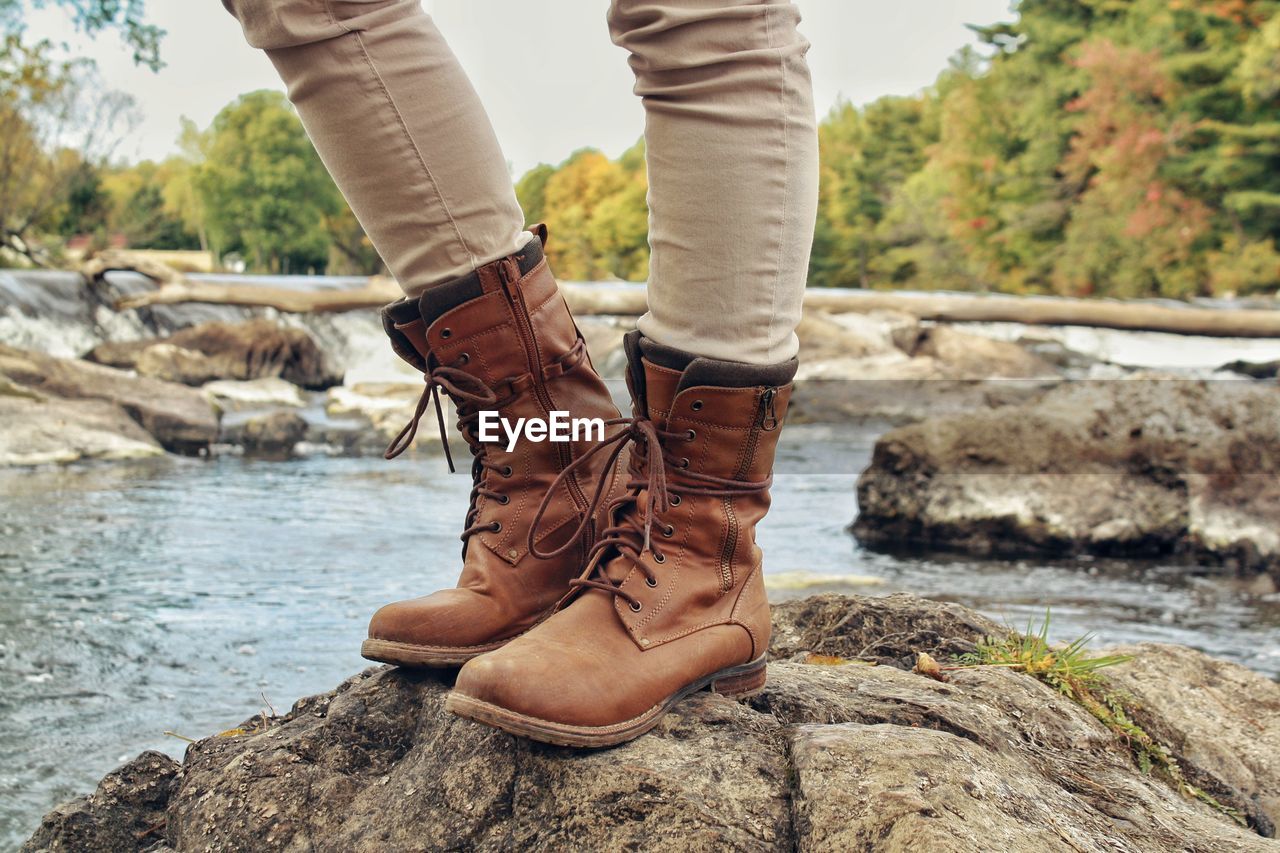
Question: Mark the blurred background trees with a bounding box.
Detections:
[527,0,1280,297]
[2,0,1278,295]
[807,0,1280,297]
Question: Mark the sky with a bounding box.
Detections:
[26,0,1015,177]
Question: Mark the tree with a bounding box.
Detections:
[102,159,198,249]
[515,163,554,227]
[834,0,1280,297]
[0,0,163,69]
[0,35,135,263]
[809,94,940,289]
[190,90,347,274]
[1055,40,1212,297]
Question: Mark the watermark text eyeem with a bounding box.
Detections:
[477,411,605,452]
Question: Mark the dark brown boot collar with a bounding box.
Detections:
[632,332,798,392]
[383,237,546,370]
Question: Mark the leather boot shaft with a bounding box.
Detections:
[382,234,623,565]
[604,336,793,660]
[362,230,625,666]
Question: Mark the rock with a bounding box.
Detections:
[324,383,443,453]
[574,315,632,379]
[203,378,307,410]
[768,592,1002,668]
[797,310,909,362]
[0,344,218,454]
[832,309,923,353]
[0,394,163,466]
[910,324,1058,379]
[27,594,1276,851]
[1221,358,1280,379]
[22,750,178,853]
[88,319,343,390]
[788,361,1052,425]
[789,316,1060,424]
[796,317,1056,383]
[308,382,438,456]
[223,411,309,458]
[1106,643,1280,830]
[1019,333,1103,372]
[853,378,1280,579]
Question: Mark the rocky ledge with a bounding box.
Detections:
[854,378,1280,582]
[24,594,1279,852]
[0,344,219,462]
[87,319,343,391]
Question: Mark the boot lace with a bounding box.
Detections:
[384,361,507,558]
[527,412,771,610]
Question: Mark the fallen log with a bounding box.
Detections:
[110,275,403,314]
[88,252,1280,338]
[84,250,401,314]
[801,290,1280,339]
[561,286,1280,339]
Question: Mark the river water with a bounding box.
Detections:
[4,428,1280,847]
[3,272,1280,848]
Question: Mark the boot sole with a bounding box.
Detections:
[444,656,767,748]
[361,638,508,668]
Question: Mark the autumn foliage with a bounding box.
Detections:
[523,0,1280,297]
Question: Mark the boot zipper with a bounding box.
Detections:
[497,259,593,553]
[717,387,777,593]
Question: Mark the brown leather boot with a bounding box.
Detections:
[446,331,796,746]
[361,227,625,667]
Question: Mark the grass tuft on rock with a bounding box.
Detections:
[952,610,1246,827]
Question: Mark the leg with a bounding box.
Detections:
[222,0,530,295]
[448,0,814,747]
[223,0,625,665]
[610,0,819,364]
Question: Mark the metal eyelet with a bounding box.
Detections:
[653,552,666,564]
[677,457,689,469]
[691,400,703,411]
[490,521,502,533]
[646,577,658,587]
[440,328,452,339]
[502,466,513,477]
[686,430,696,442]
[630,601,643,612]
[458,352,470,365]
[497,494,510,505]
[662,524,674,538]
[669,495,682,507]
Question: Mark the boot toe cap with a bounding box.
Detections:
[451,636,635,728]
[367,589,511,649]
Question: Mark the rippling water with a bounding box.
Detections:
[3,424,1278,847]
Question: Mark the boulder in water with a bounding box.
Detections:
[788,313,1062,424]
[0,390,163,466]
[0,344,218,454]
[203,377,307,410]
[22,594,1277,851]
[88,319,343,390]
[223,411,309,458]
[853,378,1280,580]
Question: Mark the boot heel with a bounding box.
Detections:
[710,661,767,698]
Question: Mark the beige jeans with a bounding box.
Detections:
[223,0,817,364]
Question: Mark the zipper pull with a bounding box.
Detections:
[497,257,520,295]
[759,387,779,431]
